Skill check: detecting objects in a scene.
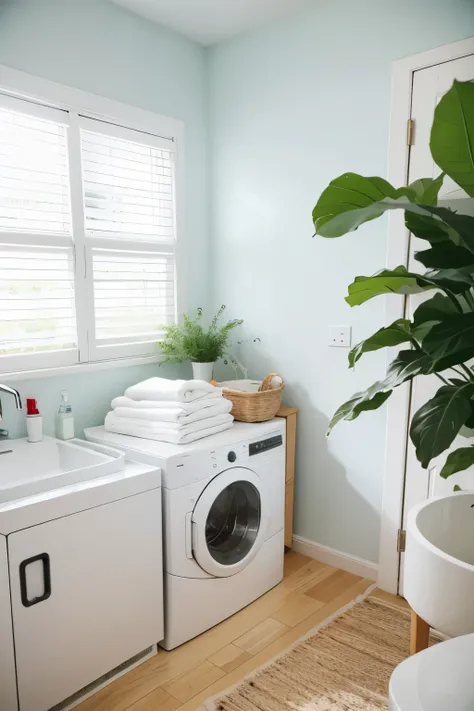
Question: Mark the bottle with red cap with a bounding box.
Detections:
[26,398,43,443]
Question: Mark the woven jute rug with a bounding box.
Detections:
[205,588,425,711]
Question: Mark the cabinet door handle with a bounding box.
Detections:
[19,553,51,607]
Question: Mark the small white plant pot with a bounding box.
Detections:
[191,361,215,382]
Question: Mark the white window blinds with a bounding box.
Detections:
[79,118,177,361]
[0,245,76,358]
[0,103,71,234]
[81,122,174,240]
[0,96,77,370]
[91,246,175,344]
[0,90,178,375]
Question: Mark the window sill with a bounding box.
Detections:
[0,354,163,383]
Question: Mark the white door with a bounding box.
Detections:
[400,54,474,592]
[8,489,163,711]
[192,467,269,577]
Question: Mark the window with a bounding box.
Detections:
[0,88,178,375]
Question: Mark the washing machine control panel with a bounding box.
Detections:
[249,434,283,456]
[205,429,284,472]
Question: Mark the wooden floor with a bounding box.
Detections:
[77,553,403,711]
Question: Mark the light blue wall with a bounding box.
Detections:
[209,0,474,562]
[1,0,474,563]
[0,0,209,438]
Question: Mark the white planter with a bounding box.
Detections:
[191,362,215,382]
[404,492,474,638]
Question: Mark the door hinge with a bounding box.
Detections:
[407,119,415,146]
[397,528,406,553]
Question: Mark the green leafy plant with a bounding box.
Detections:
[160,305,243,364]
[313,80,474,482]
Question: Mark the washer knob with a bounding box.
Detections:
[227,450,237,463]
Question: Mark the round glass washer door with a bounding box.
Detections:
[192,467,268,578]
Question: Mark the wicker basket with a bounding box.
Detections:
[222,373,285,423]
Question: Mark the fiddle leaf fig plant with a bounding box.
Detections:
[313,80,474,480]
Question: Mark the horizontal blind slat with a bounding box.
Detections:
[0,104,72,236]
[92,246,175,344]
[0,243,77,357]
[81,127,175,243]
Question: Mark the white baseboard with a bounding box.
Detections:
[292,535,378,581]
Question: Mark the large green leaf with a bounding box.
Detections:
[313,174,444,236]
[312,174,398,232]
[315,196,437,238]
[346,266,430,306]
[314,180,474,255]
[348,319,412,367]
[422,313,474,370]
[327,383,391,433]
[463,399,474,428]
[345,265,472,307]
[415,243,474,269]
[384,349,433,388]
[431,208,474,253]
[440,446,474,479]
[464,413,474,430]
[424,267,474,293]
[329,349,431,432]
[412,293,462,339]
[408,174,445,205]
[413,292,459,325]
[430,80,474,198]
[410,383,474,468]
[405,212,450,244]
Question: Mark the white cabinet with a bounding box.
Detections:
[0,535,18,711]
[6,489,163,711]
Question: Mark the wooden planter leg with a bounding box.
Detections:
[410,610,430,655]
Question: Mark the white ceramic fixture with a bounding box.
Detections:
[0,436,124,504]
[85,418,286,649]
[389,634,474,711]
[191,361,214,382]
[404,492,474,638]
[0,437,163,711]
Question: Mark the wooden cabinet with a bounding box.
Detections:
[5,489,163,711]
[277,406,297,548]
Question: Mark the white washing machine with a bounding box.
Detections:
[85,419,286,649]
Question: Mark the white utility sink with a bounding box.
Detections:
[0,436,125,504]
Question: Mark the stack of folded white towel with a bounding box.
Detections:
[105,377,234,444]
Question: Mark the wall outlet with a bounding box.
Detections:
[329,325,351,348]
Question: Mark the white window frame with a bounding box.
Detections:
[0,64,185,382]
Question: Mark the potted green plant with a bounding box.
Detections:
[160,305,243,381]
[312,80,474,483]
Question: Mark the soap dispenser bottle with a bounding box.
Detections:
[26,398,43,443]
[55,390,75,440]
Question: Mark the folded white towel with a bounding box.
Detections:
[111,394,223,414]
[106,411,233,434]
[125,377,220,403]
[114,399,232,424]
[105,412,233,444]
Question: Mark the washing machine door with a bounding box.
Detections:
[191,467,268,578]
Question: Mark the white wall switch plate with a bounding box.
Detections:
[329,325,351,348]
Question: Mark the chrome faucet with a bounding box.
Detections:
[0,384,22,437]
